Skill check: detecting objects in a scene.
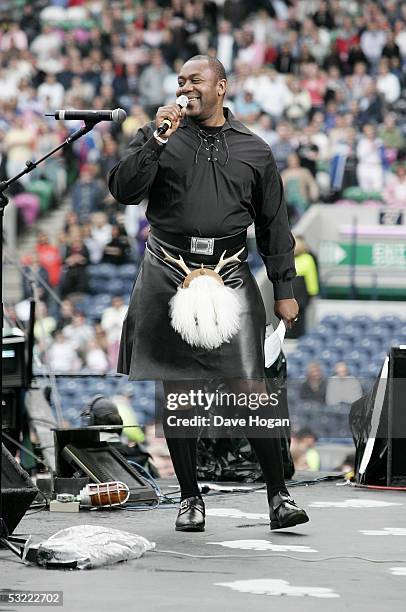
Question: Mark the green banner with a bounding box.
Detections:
[320,241,406,268]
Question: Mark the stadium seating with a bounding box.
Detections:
[287,314,406,380]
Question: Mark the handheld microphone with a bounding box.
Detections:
[47,109,127,123]
[157,95,188,135]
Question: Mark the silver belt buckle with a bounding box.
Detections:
[190,237,215,255]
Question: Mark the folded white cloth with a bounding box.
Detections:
[264,320,286,368]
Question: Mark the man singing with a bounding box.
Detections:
[109,55,309,532]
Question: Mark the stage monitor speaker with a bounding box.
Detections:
[1,444,39,536]
[351,346,406,486]
[387,346,406,485]
[61,443,157,504]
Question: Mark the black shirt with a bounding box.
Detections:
[108,108,295,299]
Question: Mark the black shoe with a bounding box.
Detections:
[269,490,309,530]
[175,496,205,532]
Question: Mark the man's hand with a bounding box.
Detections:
[274,298,299,329]
[155,103,186,140]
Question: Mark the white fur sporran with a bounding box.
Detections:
[161,247,245,350]
[169,274,242,349]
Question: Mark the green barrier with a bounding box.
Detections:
[342,186,383,202]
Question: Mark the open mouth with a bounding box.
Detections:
[187,97,200,103]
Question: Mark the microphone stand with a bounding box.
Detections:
[0,120,100,558]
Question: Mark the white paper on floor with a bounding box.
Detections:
[309,498,402,509]
[214,578,339,598]
[208,539,317,553]
[360,527,406,536]
[389,567,406,575]
[199,483,258,492]
[206,508,269,520]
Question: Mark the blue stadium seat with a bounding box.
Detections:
[358,337,381,354]
[379,315,403,330]
[320,349,341,366]
[88,265,102,279]
[287,352,304,364]
[340,324,364,340]
[92,263,117,279]
[108,277,126,295]
[73,294,92,311]
[350,314,374,330]
[89,277,107,295]
[117,263,138,280]
[320,314,347,330]
[372,351,388,366]
[329,337,353,353]
[93,293,112,307]
[116,381,136,397]
[306,327,332,345]
[348,349,367,362]
[286,363,302,379]
[360,362,382,377]
[89,379,114,395]
[299,336,324,355]
[123,279,135,294]
[56,379,85,395]
[286,355,305,372]
[87,294,112,319]
[345,362,361,376]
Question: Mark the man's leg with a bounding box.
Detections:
[246,435,288,502]
[227,378,309,530]
[162,380,205,532]
[162,381,201,501]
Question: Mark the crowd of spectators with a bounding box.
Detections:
[2,0,406,376]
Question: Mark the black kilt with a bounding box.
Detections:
[117,233,266,381]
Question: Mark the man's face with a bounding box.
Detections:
[176,59,226,122]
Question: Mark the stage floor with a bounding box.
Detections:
[1,472,406,611]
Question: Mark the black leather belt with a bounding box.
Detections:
[150,227,247,256]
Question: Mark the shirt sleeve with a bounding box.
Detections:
[108,122,166,205]
[253,150,296,300]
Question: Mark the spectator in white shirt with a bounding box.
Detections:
[85,338,110,373]
[350,62,372,101]
[62,311,95,352]
[245,67,290,121]
[45,330,81,372]
[356,123,385,192]
[37,73,65,110]
[376,60,401,104]
[101,296,128,369]
[30,24,61,65]
[90,212,112,254]
[214,20,236,73]
[360,22,387,71]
